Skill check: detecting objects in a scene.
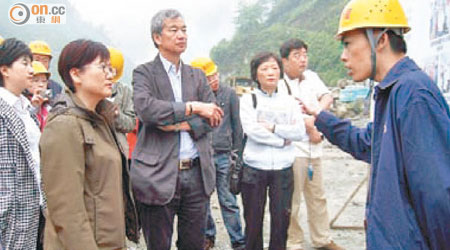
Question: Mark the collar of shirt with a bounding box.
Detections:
[284,74,299,85]
[374,56,419,98]
[256,87,278,98]
[159,53,182,77]
[377,56,418,91]
[0,87,31,113]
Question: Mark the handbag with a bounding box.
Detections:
[228,149,244,195]
[228,93,257,195]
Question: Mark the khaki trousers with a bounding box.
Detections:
[287,157,331,249]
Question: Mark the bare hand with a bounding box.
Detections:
[157,125,174,132]
[30,94,47,107]
[260,122,274,132]
[304,116,322,143]
[191,102,224,127]
[208,113,223,127]
[298,99,322,117]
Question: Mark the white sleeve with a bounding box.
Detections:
[240,94,285,147]
[309,71,330,99]
[273,98,307,141]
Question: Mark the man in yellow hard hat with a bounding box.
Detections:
[191,57,245,250]
[28,61,51,131]
[302,0,450,249]
[29,40,62,103]
[106,46,136,159]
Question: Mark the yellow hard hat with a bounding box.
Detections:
[29,40,52,57]
[108,47,124,82]
[190,57,218,76]
[32,61,50,77]
[336,0,410,38]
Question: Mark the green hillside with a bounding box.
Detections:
[211,0,348,86]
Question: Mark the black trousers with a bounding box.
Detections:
[241,165,293,250]
[137,163,209,250]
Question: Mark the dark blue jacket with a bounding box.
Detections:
[315,57,450,250]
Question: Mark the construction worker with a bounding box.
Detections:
[191,57,245,250]
[278,38,343,250]
[107,47,136,159]
[29,40,62,103]
[301,0,450,249]
[29,61,51,131]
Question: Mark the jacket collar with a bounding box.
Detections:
[0,97,37,175]
[152,53,196,102]
[214,84,224,96]
[376,56,420,91]
[51,88,117,125]
[159,53,182,76]
[256,87,277,97]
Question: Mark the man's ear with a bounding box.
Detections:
[376,32,390,52]
[281,57,289,67]
[153,33,162,47]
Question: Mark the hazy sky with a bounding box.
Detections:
[67,0,249,65]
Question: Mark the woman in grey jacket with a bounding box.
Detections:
[240,52,308,250]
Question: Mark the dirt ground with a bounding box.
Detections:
[128,119,369,250]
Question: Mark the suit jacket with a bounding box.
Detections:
[131,55,216,205]
[0,97,40,250]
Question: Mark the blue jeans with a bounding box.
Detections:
[205,152,245,247]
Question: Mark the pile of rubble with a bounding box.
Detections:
[330,79,371,119]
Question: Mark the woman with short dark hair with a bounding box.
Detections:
[40,39,139,249]
[0,38,42,249]
[240,52,308,250]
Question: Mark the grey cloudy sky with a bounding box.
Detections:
[67,0,252,65]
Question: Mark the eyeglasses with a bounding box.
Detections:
[98,63,116,76]
[84,63,116,77]
[291,53,308,60]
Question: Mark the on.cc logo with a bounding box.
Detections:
[9,3,30,25]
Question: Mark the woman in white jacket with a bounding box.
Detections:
[240,51,308,250]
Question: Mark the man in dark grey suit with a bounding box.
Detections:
[131,9,224,250]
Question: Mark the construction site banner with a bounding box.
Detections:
[401,0,450,102]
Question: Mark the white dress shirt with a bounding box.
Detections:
[278,70,330,158]
[0,87,42,204]
[159,54,199,160]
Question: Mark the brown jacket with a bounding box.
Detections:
[40,90,139,250]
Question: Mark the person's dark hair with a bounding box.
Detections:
[58,39,109,92]
[0,38,33,87]
[279,38,308,59]
[369,29,407,54]
[250,52,283,88]
[386,30,407,54]
[151,9,183,48]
